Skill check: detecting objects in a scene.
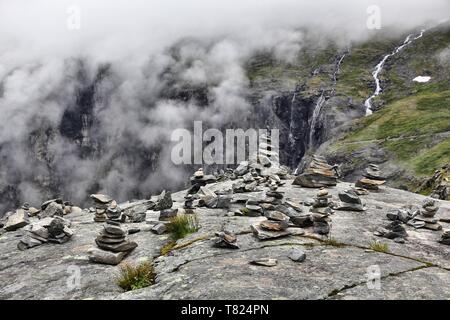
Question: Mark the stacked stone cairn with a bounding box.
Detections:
[213,230,239,249]
[18,216,73,250]
[90,194,125,223]
[293,155,338,188]
[310,188,334,235]
[440,229,450,245]
[187,168,217,194]
[88,221,138,265]
[386,198,442,231]
[355,164,386,191]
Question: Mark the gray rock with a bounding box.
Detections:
[154,190,173,211]
[40,202,64,218]
[159,209,178,221]
[213,231,239,249]
[289,249,306,262]
[251,224,291,240]
[4,209,29,231]
[90,194,113,204]
[88,248,128,265]
[250,258,277,267]
[151,223,167,235]
[338,190,362,205]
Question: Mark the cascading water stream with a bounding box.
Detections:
[308,92,326,147]
[309,51,347,148]
[364,29,426,116]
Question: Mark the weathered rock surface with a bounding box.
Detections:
[1,179,450,300]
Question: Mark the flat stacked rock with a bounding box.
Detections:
[213,231,239,249]
[89,222,137,265]
[336,190,365,211]
[293,155,338,188]
[374,221,408,243]
[188,168,217,194]
[409,199,442,231]
[121,200,154,223]
[310,189,333,235]
[355,164,386,191]
[440,229,450,245]
[18,216,73,250]
[91,194,113,222]
[3,209,29,231]
[251,209,292,240]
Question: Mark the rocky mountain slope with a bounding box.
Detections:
[2,24,449,214]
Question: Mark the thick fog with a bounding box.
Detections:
[0,0,448,210]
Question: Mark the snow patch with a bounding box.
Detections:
[413,76,431,83]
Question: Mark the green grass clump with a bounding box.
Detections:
[369,241,390,253]
[323,238,346,248]
[116,261,156,291]
[167,214,200,241]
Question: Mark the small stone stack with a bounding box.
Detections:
[310,189,333,235]
[293,155,338,188]
[251,212,291,241]
[374,221,408,243]
[213,231,239,249]
[440,229,450,245]
[355,164,386,191]
[188,168,217,194]
[91,194,111,222]
[336,190,365,211]
[89,221,138,265]
[409,199,442,231]
[18,216,73,250]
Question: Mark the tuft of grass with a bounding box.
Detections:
[167,214,200,241]
[369,240,390,253]
[116,261,156,291]
[240,207,250,216]
[323,238,346,248]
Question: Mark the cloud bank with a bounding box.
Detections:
[0,0,448,211]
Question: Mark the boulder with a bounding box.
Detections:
[4,209,29,231]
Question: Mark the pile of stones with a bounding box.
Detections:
[121,200,155,223]
[355,164,386,191]
[18,216,73,250]
[213,231,239,249]
[335,190,365,212]
[440,229,450,245]
[387,199,442,231]
[374,221,408,243]
[90,194,125,223]
[310,189,333,235]
[293,155,338,188]
[88,222,138,265]
[1,199,82,232]
[188,168,217,194]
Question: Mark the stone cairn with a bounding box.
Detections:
[90,194,124,223]
[310,188,334,235]
[213,230,239,249]
[355,164,386,191]
[88,221,138,265]
[440,229,450,246]
[386,198,442,231]
[293,155,338,188]
[18,216,73,250]
[335,189,365,212]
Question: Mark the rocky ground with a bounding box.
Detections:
[1,173,449,300]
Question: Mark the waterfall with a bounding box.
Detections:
[309,92,326,147]
[364,29,426,116]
